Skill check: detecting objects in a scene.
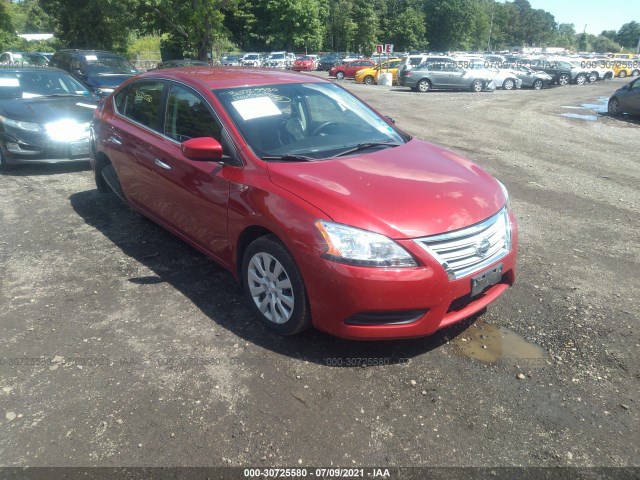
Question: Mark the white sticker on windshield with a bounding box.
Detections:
[231,96,282,121]
[84,55,98,61]
[0,78,20,87]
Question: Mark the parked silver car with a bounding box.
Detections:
[509,66,552,90]
[461,61,522,90]
[398,61,496,92]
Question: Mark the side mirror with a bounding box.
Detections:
[72,69,83,76]
[181,137,223,161]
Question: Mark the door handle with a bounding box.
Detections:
[108,135,122,145]
[154,158,171,170]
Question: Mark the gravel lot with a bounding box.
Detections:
[0,75,638,473]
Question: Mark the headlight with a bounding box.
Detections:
[45,119,90,142]
[315,220,417,267]
[497,179,510,209]
[0,115,41,132]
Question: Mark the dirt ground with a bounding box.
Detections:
[0,74,638,474]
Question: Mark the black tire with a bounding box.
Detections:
[588,72,598,83]
[0,148,12,172]
[558,73,570,86]
[336,71,345,80]
[502,78,515,90]
[470,79,483,92]
[242,235,311,335]
[618,70,627,78]
[364,75,374,85]
[417,79,431,92]
[608,97,620,116]
[532,79,543,90]
[575,73,586,85]
[632,70,640,77]
[98,161,127,203]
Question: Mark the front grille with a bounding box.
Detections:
[414,208,511,280]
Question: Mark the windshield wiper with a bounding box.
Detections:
[261,154,316,162]
[330,141,401,158]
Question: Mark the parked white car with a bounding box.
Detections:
[242,53,262,67]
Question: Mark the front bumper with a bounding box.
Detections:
[1,134,91,165]
[296,209,518,340]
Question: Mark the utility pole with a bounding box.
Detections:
[487,8,494,52]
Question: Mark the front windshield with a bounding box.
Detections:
[84,54,138,75]
[0,71,91,99]
[271,54,285,60]
[215,82,407,160]
[22,53,48,66]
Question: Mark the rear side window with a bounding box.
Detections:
[119,81,164,131]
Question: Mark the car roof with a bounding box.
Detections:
[141,67,328,89]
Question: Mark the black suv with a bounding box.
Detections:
[50,49,139,96]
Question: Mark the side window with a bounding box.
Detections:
[121,81,164,131]
[164,84,221,142]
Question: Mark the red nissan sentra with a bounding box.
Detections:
[90,67,517,340]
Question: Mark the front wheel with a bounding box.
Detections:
[364,75,375,85]
[470,79,483,92]
[0,148,12,172]
[608,97,620,116]
[558,73,570,86]
[575,74,586,85]
[336,71,345,80]
[588,72,598,83]
[532,79,543,90]
[618,70,627,78]
[242,236,311,335]
[632,70,640,77]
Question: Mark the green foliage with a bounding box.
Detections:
[3,0,638,57]
[616,21,640,50]
[591,35,621,54]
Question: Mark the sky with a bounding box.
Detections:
[525,0,638,35]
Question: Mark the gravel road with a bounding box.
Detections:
[0,75,638,473]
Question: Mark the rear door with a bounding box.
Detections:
[108,80,166,209]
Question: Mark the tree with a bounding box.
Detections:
[555,23,576,49]
[616,21,640,50]
[592,35,621,54]
[40,0,139,52]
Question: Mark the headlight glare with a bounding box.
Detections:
[315,220,417,267]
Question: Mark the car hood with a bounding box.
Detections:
[85,74,135,88]
[267,139,506,239]
[0,96,98,124]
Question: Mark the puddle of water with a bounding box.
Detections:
[581,96,609,114]
[561,113,599,121]
[452,319,550,369]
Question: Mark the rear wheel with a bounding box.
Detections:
[502,78,515,90]
[575,73,587,85]
[608,97,620,116]
[97,160,126,203]
[364,75,374,85]
[558,73,570,86]
[470,79,483,92]
[417,79,431,92]
[632,70,640,77]
[588,72,598,83]
[532,79,543,90]
[242,235,311,335]
[618,70,627,78]
[336,71,345,80]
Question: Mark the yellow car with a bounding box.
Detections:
[613,60,640,78]
[354,58,402,85]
